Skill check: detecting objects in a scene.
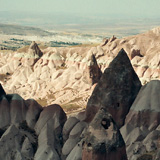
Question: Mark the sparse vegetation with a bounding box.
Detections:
[61,103,81,112]
[49,41,81,47]
[36,93,56,107]
[72,43,100,47]
[69,97,83,103]
[36,98,48,106]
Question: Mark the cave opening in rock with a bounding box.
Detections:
[87,143,92,147]
[101,118,111,129]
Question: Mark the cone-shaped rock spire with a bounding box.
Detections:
[85,48,142,128]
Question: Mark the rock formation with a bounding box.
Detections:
[85,48,142,128]
[0,27,160,160]
[28,41,43,58]
[121,80,160,160]
[0,27,160,108]
[82,107,128,160]
[83,54,102,85]
[0,84,67,160]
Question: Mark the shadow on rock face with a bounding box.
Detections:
[82,107,128,160]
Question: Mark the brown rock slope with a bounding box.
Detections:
[85,48,142,128]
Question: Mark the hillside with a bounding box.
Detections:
[0,23,52,36]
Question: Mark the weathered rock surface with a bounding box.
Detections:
[85,48,142,128]
[0,85,67,160]
[28,41,43,58]
[82,108,128,160]
[62,120,87,160]
[121,80,160,160]
[82,54,102,85]
[0,27,159,160]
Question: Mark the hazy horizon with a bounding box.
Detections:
[0,0,160,36]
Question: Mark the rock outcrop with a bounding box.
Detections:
[85,48,142,128]
[121,80,160,160]
[83,54,102,85]
[28,41,43,58]
[0,85,67,160]
[34,104,67,160]
[82,107,128,160]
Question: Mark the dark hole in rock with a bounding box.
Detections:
[100,108,105,111]
[6,72,10,75]
[88,143,92,147]
[101,118,110,129]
